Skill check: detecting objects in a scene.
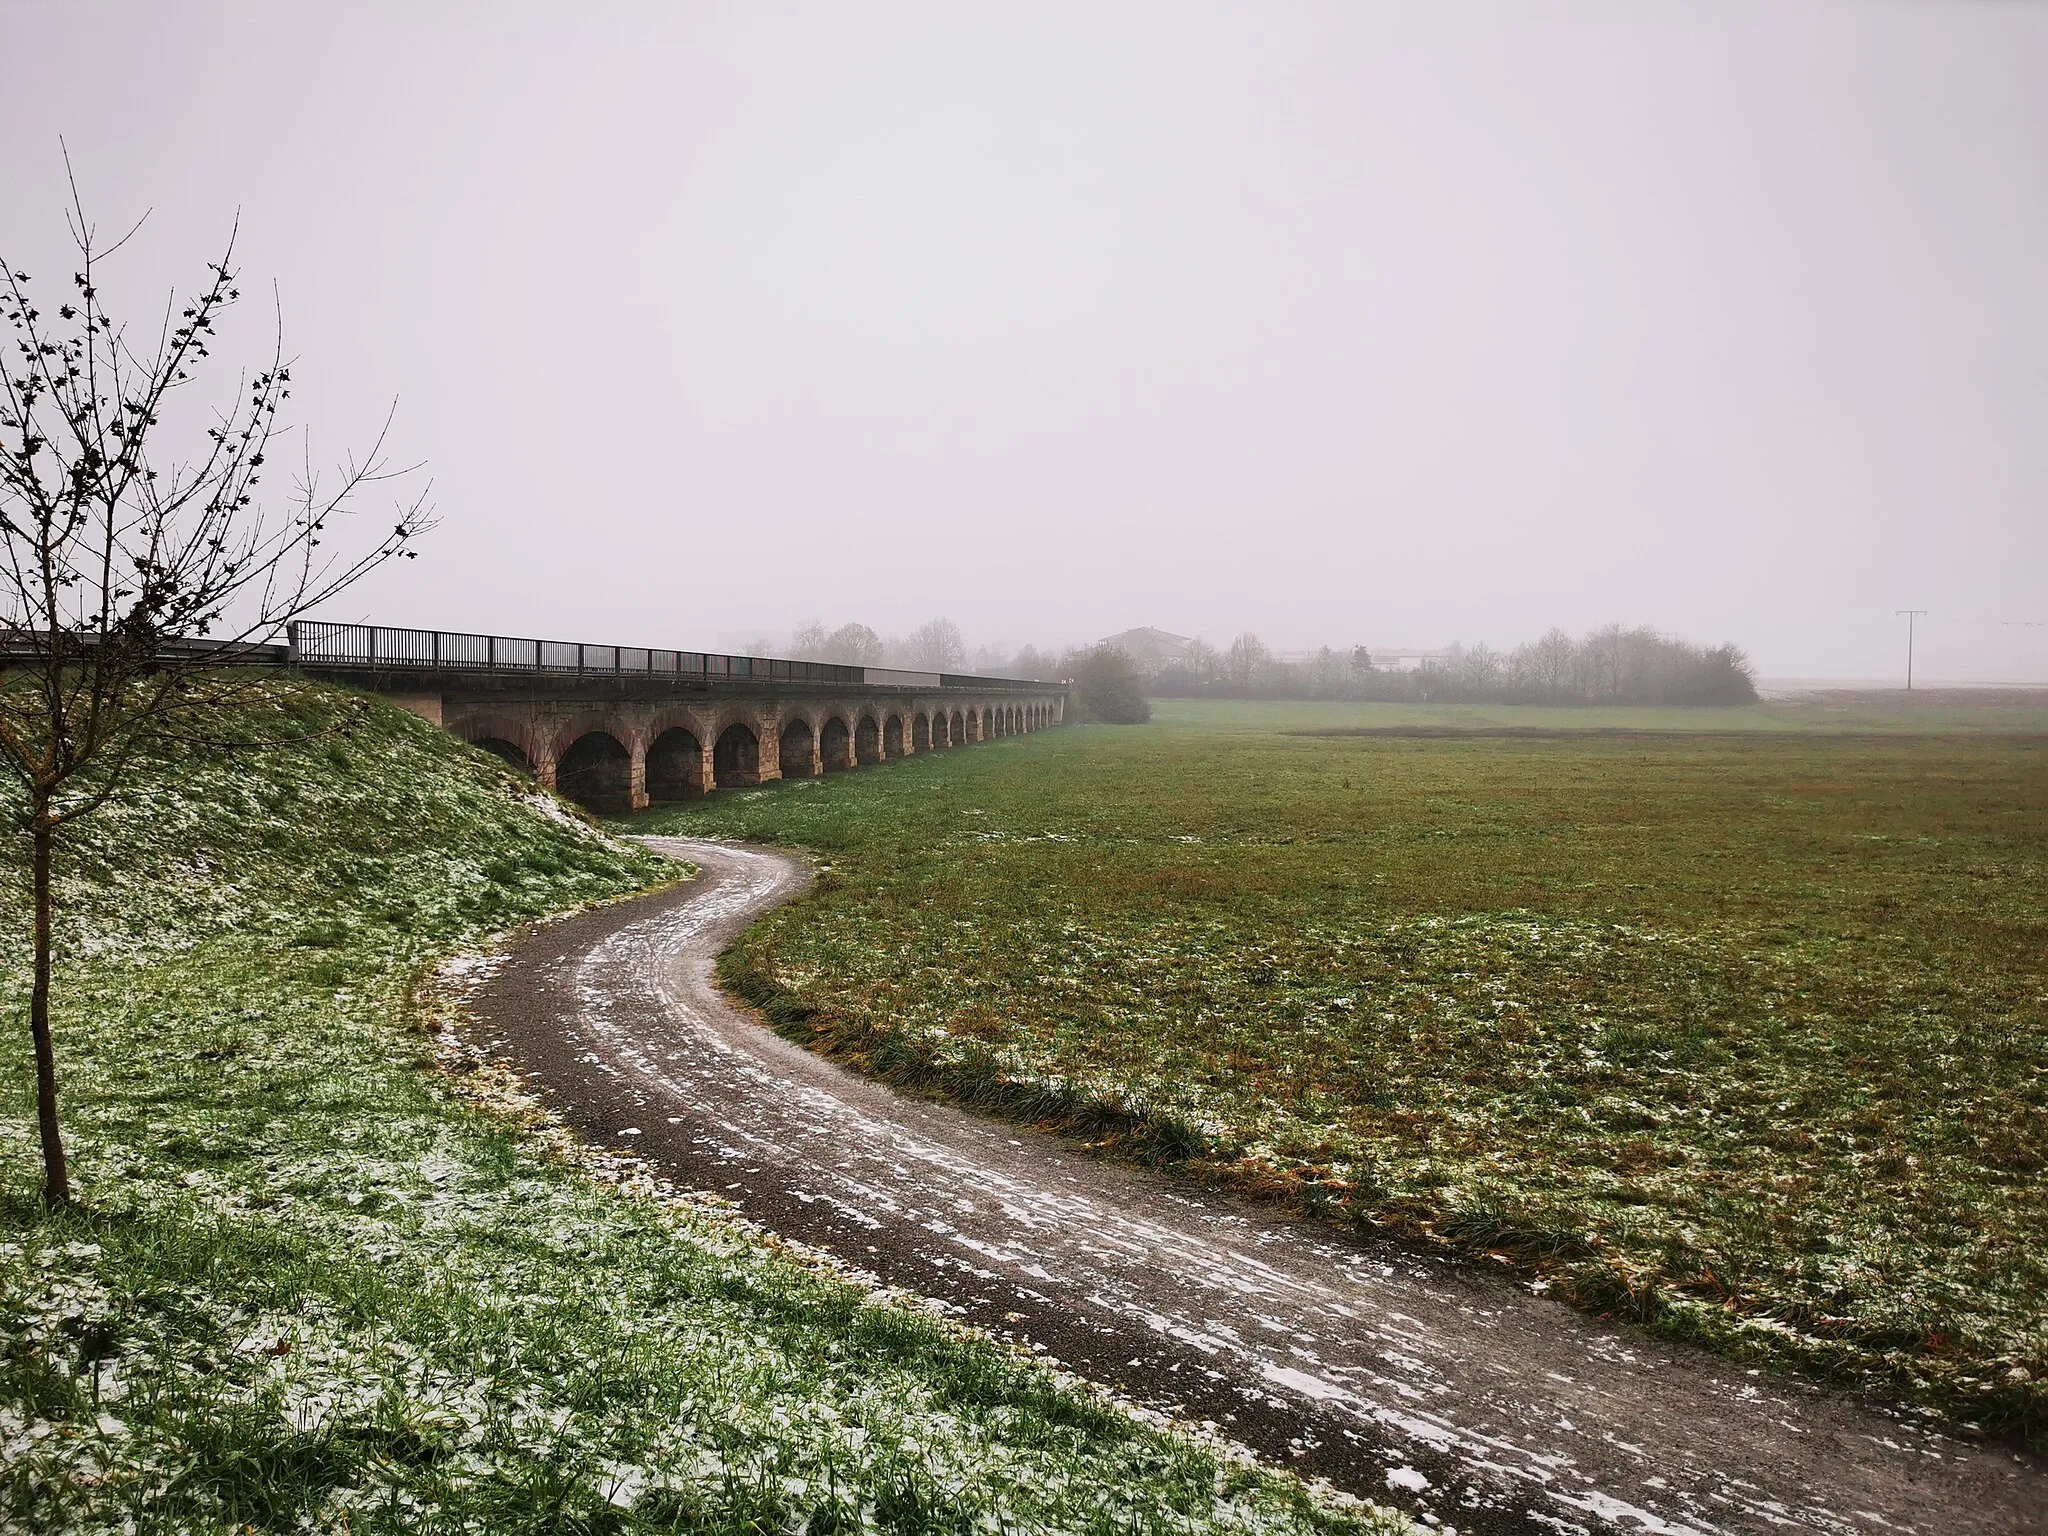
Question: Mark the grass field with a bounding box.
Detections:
[634,695,2048,1444]
[0,683,1403,1536]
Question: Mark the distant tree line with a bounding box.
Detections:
[1152,625,1758,705]
[785,619,1146,723]
[782,618,1755,710]
[789,617,1061,681]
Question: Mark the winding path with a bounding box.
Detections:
[470,838,2042,1534]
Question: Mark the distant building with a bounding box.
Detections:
[1365,648,1453,672]
[1096,626,1197,675]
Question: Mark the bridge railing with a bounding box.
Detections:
[287,622,1053,690]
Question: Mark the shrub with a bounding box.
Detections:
[1071,646,1151,724]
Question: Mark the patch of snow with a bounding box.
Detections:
[1548,1488,1710,1535]
[1261,1363,1349,1402]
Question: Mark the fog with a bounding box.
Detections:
[6,1,2044,682]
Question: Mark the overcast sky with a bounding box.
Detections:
[6,1,2044,680]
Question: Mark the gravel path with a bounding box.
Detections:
[469,837,2043,1535]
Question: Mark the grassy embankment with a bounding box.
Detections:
[634,695,2048,1445]
[0,679,1407,1535]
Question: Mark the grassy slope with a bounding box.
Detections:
[0,681,1403,1536]
[634,697,2048,1444]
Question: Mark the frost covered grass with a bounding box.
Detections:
[635,696,2048,1446]
[0,681,1406,1536]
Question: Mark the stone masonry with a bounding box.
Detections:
[356,675,1067,813]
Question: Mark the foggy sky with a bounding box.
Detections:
[6,1,2044,681]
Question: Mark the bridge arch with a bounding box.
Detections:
[454,711,545,775]
[779,717,817,778]
[557,730,633,813]
[410,680,1063,798]
[472,736,533,775]
[820,715,852,772]
[714,722,762,787]
[647,726,705,801]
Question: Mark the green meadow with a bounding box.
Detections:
[637,694,2048,1444]
[0,683,1402,1536]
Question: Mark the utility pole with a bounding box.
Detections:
[1896,610,1928,690]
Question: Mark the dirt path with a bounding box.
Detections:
[469,838,2042,1535]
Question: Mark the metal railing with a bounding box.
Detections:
[287,621,1054,691]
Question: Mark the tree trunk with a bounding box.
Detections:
[30,814,69,1206]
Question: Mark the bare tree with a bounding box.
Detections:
[789,618,831,660]
[1304,645,1349,697]
[1450,642,1504,692]
[906,617,966,672]
[0,172,429,1204]
[822,622,883,667]
[1010,643,1055,682]
[1223,632,1270,692]
[1511,626,1576,698]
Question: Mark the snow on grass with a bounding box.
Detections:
[0,680,1411,1535]
[636,702,2048,1445]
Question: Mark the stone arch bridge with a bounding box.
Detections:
[288,622,1067,813]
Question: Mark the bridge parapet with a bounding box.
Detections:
[287,622,1041,695]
